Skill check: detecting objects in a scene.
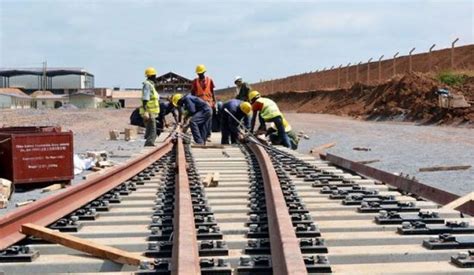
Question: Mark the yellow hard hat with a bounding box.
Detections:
[248,90,261,102]
[171,93,183,107]
[240,102,252,115]
[195,64,206,74]
[145,67,157,77]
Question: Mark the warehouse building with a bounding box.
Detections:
[31,90,68,109]
[69,92,103,108]
[0,67,94,95]
[0,88,32,109]
[111,90,141,108]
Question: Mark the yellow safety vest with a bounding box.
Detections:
[257,97,282,121]
[141,80,160,115]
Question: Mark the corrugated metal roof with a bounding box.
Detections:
[0,88,31,98]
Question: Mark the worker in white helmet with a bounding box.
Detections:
[234,76,251,101]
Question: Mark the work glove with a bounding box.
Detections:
[142,111,150,122]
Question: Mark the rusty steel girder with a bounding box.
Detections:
[171,132,200,275]
[0,136,175,250]
[325,153,460,206]
[248,142,307,275]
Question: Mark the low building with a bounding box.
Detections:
[31,90,68,109]
[111,90,141,108]
[0,67,94,95]
[155,72,192,98]
[69,92,103,108]
[0,88,32,109]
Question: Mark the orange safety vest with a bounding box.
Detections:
[195,77,214,107]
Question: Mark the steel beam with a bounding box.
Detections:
[171,132,200,275]
[325,153,460,207]
[0,135,175,250]
[248,142,307,275]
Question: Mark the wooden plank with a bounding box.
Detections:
[41,183,65,193]
[203,173,213,187]
[210,172,220,187]
[357,159,380,165]
[419,165,471,172]
[21,223,151,266]
[310,142,336,155]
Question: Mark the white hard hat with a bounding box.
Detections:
[234,76,242,82]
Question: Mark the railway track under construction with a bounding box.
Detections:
[0,128,473,274]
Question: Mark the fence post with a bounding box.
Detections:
[409,47,416,73]
[367,58,373,84]
[356,62,361,82]
[337,64,342,88]
[393,52,399,76]
[451,38,459,69]
[378,55,384,83]
[429,44,436,72]
[346,62,351,86]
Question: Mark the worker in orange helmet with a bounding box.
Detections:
[191,64,216,141]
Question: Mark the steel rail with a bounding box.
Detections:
[248,142,308,275]
[325,153,462,207]
[0,135,175,250]
[171,131,200,274]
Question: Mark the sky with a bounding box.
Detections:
[0,0,472,89]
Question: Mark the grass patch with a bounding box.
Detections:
[436,71,468,86]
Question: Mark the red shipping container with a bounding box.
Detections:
[0,127,74,185]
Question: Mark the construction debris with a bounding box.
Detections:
[16,199,36,207]
[41,183,66,193]
[21,223,152,266]
[357,159,380,165]
[419,165,471,172]
[203,173,213,187]
[309,142,336,155]
[203,172,219,187]
[124,128,137,141]
[109,130,120,140]
[353,147,371,151]
[210,172,220,187]
[0,178,12,208]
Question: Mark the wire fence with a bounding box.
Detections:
[217,40,473,96]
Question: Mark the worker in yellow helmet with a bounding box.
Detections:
[219,99,251,145]
[242,90,292,148]
[141,67,160,146]
[171,93,212,144]
[192,64,216,141]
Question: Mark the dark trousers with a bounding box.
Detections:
[190,108,212,144]
[267,115,291,148]
[221,114,249,145]
[221,115,238,145]
[144,116,157,146]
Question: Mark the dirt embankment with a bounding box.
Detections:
[269,73,474,126]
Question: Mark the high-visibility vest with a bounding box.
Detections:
[141,80,160,115]
[257,97,282,121]
[194,77,214,106]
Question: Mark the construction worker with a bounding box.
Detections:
[130,99,177,138]
[191,64,216,139]
[171,93,212,144]
[159,99,178,129]
[266,120,299,150]
[220,99,250,145]
[244,90,292,148]
[234,76,251,101]
[141,67,160,147]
